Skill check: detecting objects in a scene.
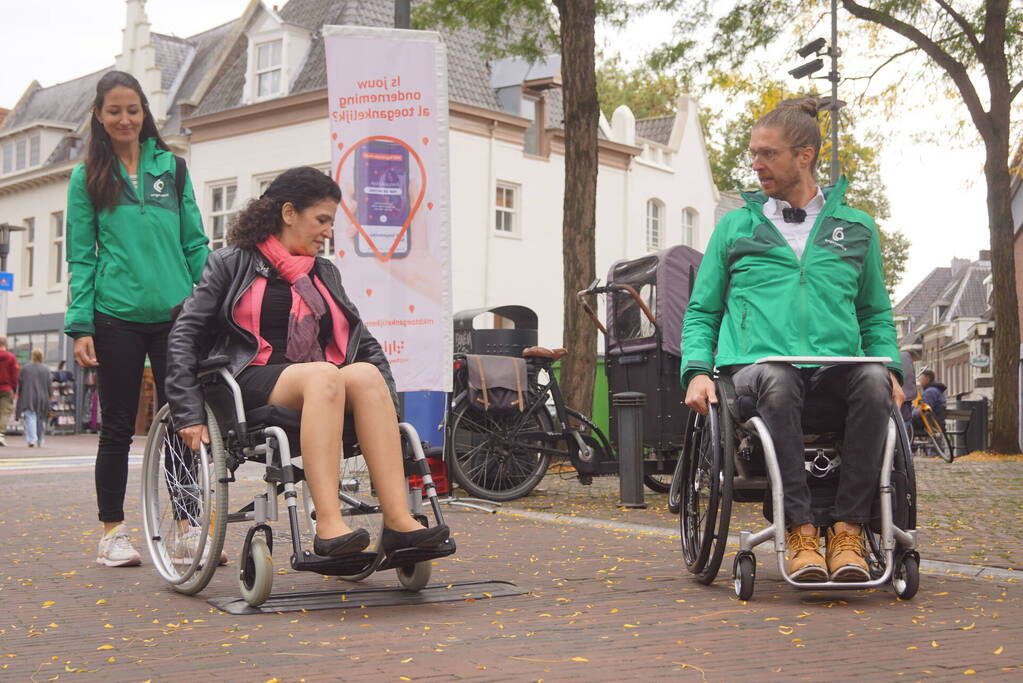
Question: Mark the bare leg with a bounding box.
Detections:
[337,363,422,532]
[266,362,350,539]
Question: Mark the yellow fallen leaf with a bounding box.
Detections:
[41,601,55,608]
[624,624,638,628]
[993,646,1003,655]
[401,657,413,663]
[265,679,280,683]
[778,626,794,635]
[400,678,412,681]
[962,623,976,631]
[96,599,107,605]
[932,641,940,648]
[964,670,975,675]
[933,592,948,596]
[97,645,114,651]
[107,657,116,663]
[571,657,589,662]
[609,608,619,613]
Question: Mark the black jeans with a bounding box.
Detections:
[93,312,171,523]
[732,362,892,527]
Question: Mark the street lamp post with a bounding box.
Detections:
[0,222,27,339]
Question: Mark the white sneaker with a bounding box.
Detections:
[172,526,227,566]
[96,524,142,567]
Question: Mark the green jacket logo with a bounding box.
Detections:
[153,178,165,193]
[826,226,847,251]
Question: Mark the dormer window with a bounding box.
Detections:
[256,40,283,98]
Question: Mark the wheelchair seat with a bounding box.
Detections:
[245,404,302,432]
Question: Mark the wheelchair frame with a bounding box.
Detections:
[675,357,920,600]
[141,358,456,608]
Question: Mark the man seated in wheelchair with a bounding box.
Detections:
[681,99,904,583]
[166,166,449,558]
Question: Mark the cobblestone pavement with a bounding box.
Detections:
[0,437,1020,681]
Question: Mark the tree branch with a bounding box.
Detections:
[932,0,982,55]
[841,0,991,141]
[843,45,919,84]
[1011,78,1022,102]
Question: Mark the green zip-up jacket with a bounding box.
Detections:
[680,176,901,388]
[64,137,210,338]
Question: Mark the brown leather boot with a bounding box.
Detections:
[786,524,827,582]
[826,522,870,582]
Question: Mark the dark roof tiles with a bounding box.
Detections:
[635,115,673,146]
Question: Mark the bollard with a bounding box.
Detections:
[613,391,647,509]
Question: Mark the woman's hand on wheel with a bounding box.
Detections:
[178,424,210,452]
[889,370,905,407]
[685,374,717,416]
[73,336,99,367]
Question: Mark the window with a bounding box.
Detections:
[49,211,64,286]
[209,183,237,250]
[29,135,40,166]
[495,183,519,235]
[522,97,541,155]
[21,217,35,290]
[15,139,26,171]
[681,208,697,247]
[2,142,12,174]
[646,199,663,251]
[256,40,283,98]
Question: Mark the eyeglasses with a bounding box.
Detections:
[743,146,810,165]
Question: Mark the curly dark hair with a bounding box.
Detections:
[228,166,342,248]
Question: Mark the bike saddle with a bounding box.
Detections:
[522,346,568,361]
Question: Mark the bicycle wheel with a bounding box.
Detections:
[141,403,229,595]
[448,399,553,501]
[922,411,953,462]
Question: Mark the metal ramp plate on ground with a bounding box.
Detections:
[208,579,525,615]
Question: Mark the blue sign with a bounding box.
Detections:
[0,272,12,292]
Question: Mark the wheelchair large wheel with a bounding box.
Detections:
[141,403,228,595]
[921,411,953,462]
[679,399,734,583]
[448,399,552,501]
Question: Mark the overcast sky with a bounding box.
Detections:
[1,0,993,300]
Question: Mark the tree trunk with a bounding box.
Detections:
[983,136,1020,452]
[553,0,599,421]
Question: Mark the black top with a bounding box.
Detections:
[260,272,333,364]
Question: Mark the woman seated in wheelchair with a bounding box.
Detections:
[681,99,904,583]
[166,166,448,558]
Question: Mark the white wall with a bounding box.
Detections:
[2,178,72,321]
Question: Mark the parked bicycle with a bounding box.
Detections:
[445,347,615,501]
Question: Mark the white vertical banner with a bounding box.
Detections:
[324,26,452,392]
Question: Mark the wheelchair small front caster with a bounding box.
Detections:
[396,562,431,591]
[733,552,756,600]
[892,551,920,600]
[239,535,274,607]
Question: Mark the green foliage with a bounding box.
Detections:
[595,53,682,120]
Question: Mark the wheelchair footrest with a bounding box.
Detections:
[378,538,457,570]
[291,551,378,576]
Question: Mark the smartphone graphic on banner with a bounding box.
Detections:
[354,140,411,258]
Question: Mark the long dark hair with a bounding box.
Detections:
[228,167,341,249]
[85,70,169,211]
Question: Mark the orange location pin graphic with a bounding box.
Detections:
[335,135,427,262]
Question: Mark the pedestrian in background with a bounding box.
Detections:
[64,70,209,567]
[16,348,51,448]
[0,336,19,446]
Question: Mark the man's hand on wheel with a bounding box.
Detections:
[685,374,718,416]
[889,370,905,407]
[178,424,210,452]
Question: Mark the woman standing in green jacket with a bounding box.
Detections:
[64,70,210,567]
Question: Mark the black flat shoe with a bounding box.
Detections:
[313,528,371,557]
[380,524,450,554]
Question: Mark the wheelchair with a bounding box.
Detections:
[139,356,456,608]
[672,357,920,600]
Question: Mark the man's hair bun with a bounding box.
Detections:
[779,96,819,118]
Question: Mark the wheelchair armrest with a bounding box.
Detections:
[198,355,231,373]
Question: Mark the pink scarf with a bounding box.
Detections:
[233,236,349,366]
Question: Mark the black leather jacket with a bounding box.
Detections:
[166,246,397,429]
